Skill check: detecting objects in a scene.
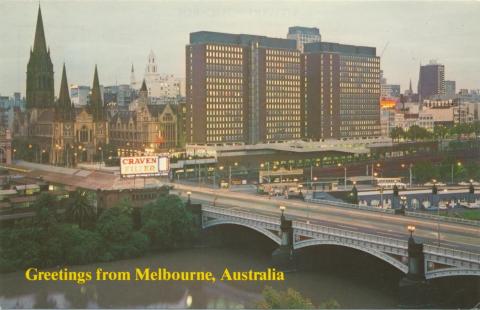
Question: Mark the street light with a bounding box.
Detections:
[187,191,191,205]
[338,163,347,190]
[451,161,462,184]
[279,205,286,217]
[407,225,416,238]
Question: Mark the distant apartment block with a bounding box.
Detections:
[69,85,90,106]
[287,26,321,52]
[418,60,445,101]
[445,80,456,97]
[303,42,381,139]
[186,31,301,145]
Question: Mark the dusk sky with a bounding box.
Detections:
[1,0,479,96]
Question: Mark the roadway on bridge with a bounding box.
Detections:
[170,184,480,253]
[9,162,480,254]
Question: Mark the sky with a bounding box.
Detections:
[1,0,479,96]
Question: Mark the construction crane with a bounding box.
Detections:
[380,41,389,58]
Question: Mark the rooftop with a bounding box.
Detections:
[190,31,297,50]
[304,41,376,57]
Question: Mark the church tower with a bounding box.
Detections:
[130,64,138,90]
[56,64,75,121]
[88,65,105,121]
[26,6,54,109]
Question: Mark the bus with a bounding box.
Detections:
[375,177,407,189]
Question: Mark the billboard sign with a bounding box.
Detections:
[120,156,169,177]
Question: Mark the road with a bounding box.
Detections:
[8,162,480,254]
[169,183,480,253]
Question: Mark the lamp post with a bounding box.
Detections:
[228,162,238,189]
[451,161,462,185]
[187,191,191,205]
[379,186,384,208]
[407,225,416,239]
[338,163,347,190]
[279,205,286,218]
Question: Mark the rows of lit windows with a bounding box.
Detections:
[206,58,242,65]
[206,45,242,53]
[266,98,300,104]
[207,77,243,84]
[207,91,242,97]
[207,103,242,110]
[206,122,242,129]
[206,64,243,72]
[265,56,299,63]
[266,49,299,56]
[206,97,243,103]
[266,79,300,85]
[207,84,242,91]
[206,51,242,59]
[206,111,243,117]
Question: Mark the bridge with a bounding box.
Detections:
[201,205,480,280]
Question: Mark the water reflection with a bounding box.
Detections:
[0,248,396,309]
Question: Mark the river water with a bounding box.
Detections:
[0,247,398,309]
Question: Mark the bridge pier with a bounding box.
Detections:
[272,211,295,271]
[398,233,433,308]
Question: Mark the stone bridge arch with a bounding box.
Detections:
[294,239,409,274]
[202,219,281,245]
[426,268,480,280]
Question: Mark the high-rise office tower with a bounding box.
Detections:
[418,60,445,101]
[303,42,381,139]
[445,80,456,97]
[287,26,321,52]
[186,31,301,144]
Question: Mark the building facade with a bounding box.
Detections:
[418,61,445,101]
[14,6,181,166]
[186,31,302,145]
[303,42,381,139]
[109,81,178,156]
[142,51,183,98]
[286,26,321,52]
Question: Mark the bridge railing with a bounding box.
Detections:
[202,205,280,226]
[405,211,480,227]
[202,206,480,264]
[424,244,480,264]
[293,221,408,249]
[305,198,396,214]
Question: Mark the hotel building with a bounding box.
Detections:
[186,31,301,145]
[303,42,381,139]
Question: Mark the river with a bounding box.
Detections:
[0,247,399,309]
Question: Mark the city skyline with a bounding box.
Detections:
[1,0,479,95]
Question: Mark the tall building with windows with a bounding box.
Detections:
[287,26,321,52]
[303,42,381,139]
[186,31,301,145]
[445,80,456,97]
[418,60,445,101]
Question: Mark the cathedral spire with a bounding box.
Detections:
[57,63,74,121]
[33,5,48,54]
[130,63,137,89]
[89,65,105,121]
[26,4,54,109]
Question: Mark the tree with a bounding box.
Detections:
[257,286,316,309]
[389,127,405,143]
[66,190,95,229]
[96,199,148,260]
[33,192,59,231]
[433,125,449,140]
[406,125,430,141]
[141,194,195,249]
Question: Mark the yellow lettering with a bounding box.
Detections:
[25,267,38,281]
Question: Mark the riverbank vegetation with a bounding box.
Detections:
[0,189,196,273]
[257,286,340,309]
